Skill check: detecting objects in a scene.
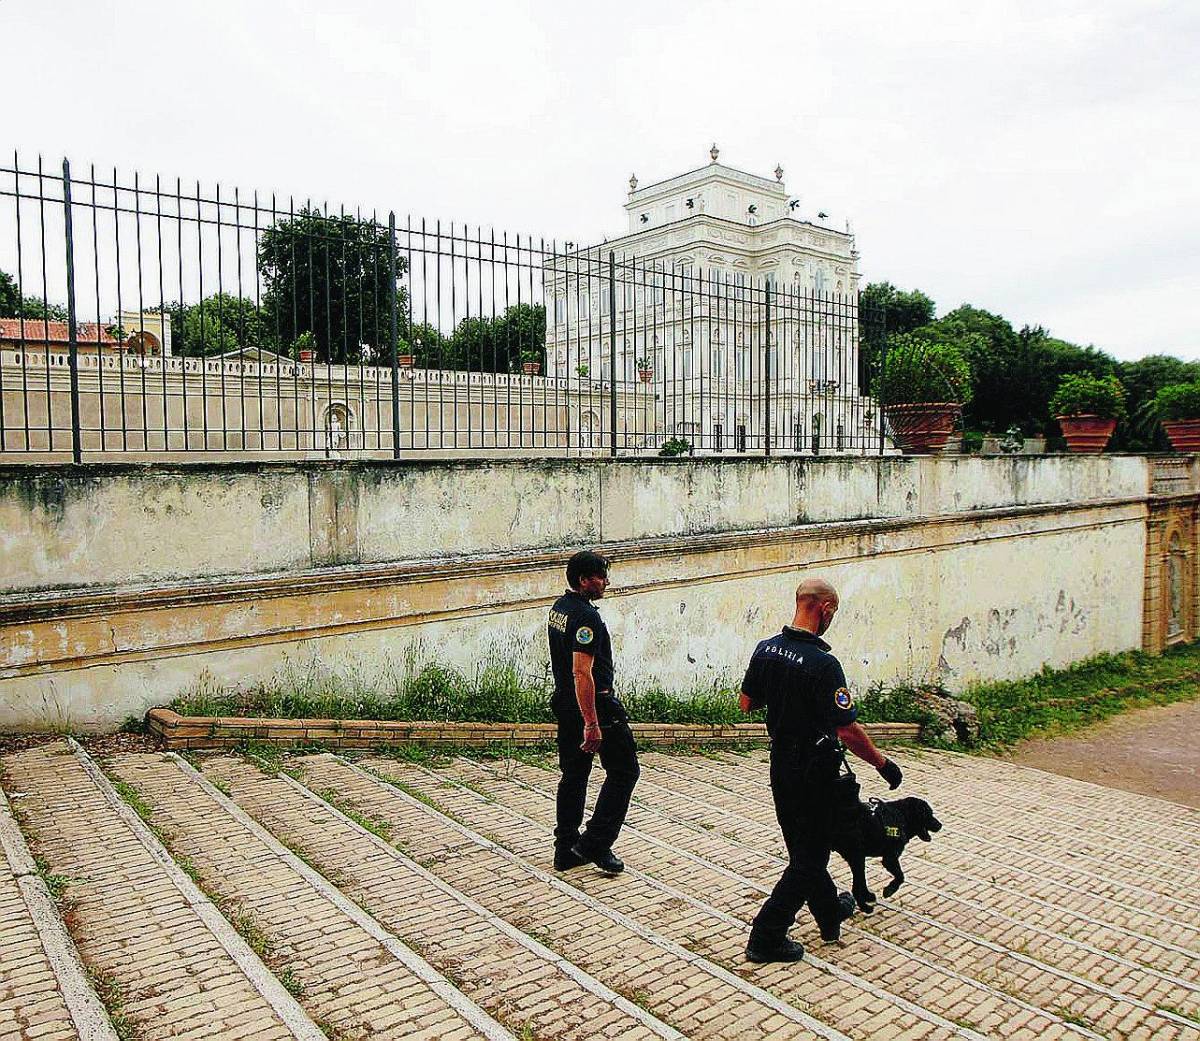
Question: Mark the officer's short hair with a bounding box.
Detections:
[566,551,609,590]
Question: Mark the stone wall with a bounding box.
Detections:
[0,455,1155,731]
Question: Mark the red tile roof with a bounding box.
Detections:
[0,319,121,346]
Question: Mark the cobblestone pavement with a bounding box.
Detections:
[0,740,1196,1040]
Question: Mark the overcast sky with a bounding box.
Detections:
[4,0,1198,360]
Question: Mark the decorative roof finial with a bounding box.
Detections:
[710,142,719,162]
[775,164,784,182]
[629,173,638,192]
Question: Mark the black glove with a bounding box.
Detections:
[877,759,903,790]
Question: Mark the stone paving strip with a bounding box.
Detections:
[101,752,513,1041]
[185,753,682,1041]
[0,786,115,1041]
[290,754,907,1041]
[348,754,1108,1041]
[450,753,1200,1041]
[622,753,1200,1023]
[647,751,1200,930]
[420,756,1109,1041]
[0,741,322,1041]
[641,752,1200,967]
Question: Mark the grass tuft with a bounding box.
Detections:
[86,967,136,1041]
[111,780,155,824]
[963,643,1200,748]
[171,651,759,727]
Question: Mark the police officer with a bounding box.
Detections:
[741,576,904,963]
[547,551,640,875]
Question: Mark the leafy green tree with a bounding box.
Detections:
[434,303,546,373]
[0,270,20,316]
[1114,355,1200,450]
[915,307,1114,436]
[168,294,277,357]
[0,268,69,321]
[858,282,935,388]
[400,322,448,367]
[258,209,408,364]
[495,303,546,369]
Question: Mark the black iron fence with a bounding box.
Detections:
[0,155,889,461]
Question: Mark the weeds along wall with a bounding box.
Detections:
[0,455,1153,731]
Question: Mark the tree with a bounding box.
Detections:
[1114,354,1200,450]
[433,303,546,373]
[0,268,69,321]
[400,322,448,367]
[258,209,408,365]
[495,303,546,370]
[168,294,278,357]
[920,306,1114,436]
[0,270,20,316]
[858,282,935,392]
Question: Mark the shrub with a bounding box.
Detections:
[658,437,692,457]
[875,333,971,405]
[1152,381,1200,421]
[1049,373,1126,420]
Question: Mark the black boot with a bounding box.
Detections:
[571,844,624,875]
[745,934,806,963]
[553,847,586,871]
[819,891,858,943]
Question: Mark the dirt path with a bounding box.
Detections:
[997,698,1200,807]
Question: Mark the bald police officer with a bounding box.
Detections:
[741,576,904,963]
[547,551,640,876]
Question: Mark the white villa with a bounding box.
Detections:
[544,146,877,453]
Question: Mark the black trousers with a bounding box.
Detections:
[553,695,640,856]
[750,746,847,940]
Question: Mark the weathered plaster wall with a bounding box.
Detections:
[0,455,1148,592]
[0,455,1151,731]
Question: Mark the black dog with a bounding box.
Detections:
[830,796,942,913]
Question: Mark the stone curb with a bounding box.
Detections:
[269,768,686,1041]
[164,753,515,1041]
[64,738,329,1041]
[146,708,920,750]
[0,790,120,1041]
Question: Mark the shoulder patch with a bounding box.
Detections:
[833,687,854,710]
[576,626,594,646]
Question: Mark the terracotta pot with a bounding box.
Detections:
[1162,418,1200,453]
[298,349,315,363]
[638,369,653,383]
[397,354,415,368]
[521,361,541,375]
[1056,414,1116,454]
[883,402,962,453]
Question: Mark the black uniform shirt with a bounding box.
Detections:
[548,590,615,698]
[741,626,858,742]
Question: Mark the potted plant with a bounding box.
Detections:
[576,362,590,379]
[874,333,971,453]
[520,346,542,376]
[292,331,317,364]
[636,356,653,383]
[397,338,415,368]
[1153,381,1200,452]
[1049,373,1126,453]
